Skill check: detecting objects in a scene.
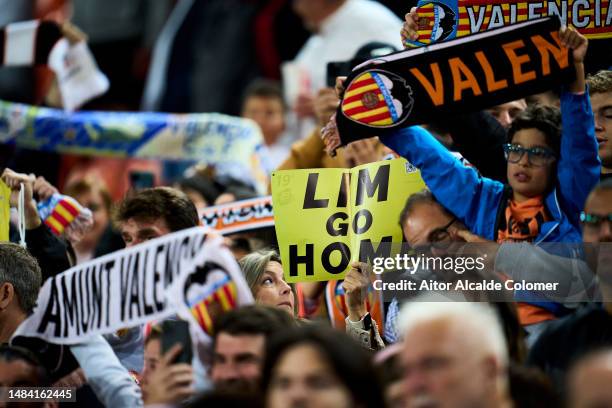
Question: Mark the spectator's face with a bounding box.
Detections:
[254,261,295,316]
[582,189,612,243]
[267,344,353,408]
[141,338,161,388]
[119,217,171,248]
[242,96,285,145]
[401,320,495,408]
[569,354,612,408]
[74,189,109,248]
[507,129,555,200]
[211,332,265,392]
[402,203,465,256]
[591,91,612,168]
[486,99,526,129]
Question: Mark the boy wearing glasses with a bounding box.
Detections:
[497,105,563,242]
[379,27,599,246]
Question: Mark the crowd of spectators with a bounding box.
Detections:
[0,1,611,407]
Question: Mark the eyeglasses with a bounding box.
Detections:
[580,212,612,229]
[503,144,556,167]
[413,218,457,253]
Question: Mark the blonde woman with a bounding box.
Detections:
[239,250,295,316]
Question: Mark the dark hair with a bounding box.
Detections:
[177,175,221,206]
[215,176,258,202]
[508,364,560,408]
[224,185,259,202]
[213,305,294,344]
[398,189,447,228]
[185,390,263,408]
[261,325,385,408]
[113,187,199,232]
[241,79,285,111]
[145,324,163,346]
[525,90,560,106]
[0,243,42,313]
[0,344,51,385]
[507,104,562,157]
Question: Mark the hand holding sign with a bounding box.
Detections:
[1,168,34,207]
[335,76,347,99]
[59,21,88,44]
[401,7,419,45]
[558,26,587,93]
[321,113,342,156]
[343,262,372,322]
[1,168,41,230]
[314,88,340,127]
[559,26,588,64]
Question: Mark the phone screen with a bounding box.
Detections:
[161,320,193,365]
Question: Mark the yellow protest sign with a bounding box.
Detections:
[272,159,426,283]
[0,180,10,241]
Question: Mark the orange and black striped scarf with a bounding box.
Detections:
[497,197,550,243]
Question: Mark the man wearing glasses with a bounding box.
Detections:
[384,188,596,346]
[398,190,465,257]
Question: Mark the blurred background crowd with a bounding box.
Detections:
[0,0,611,407]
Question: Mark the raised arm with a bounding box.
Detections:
[2,169,71,281]
[70,335,143,407]
[556,28,600,227]
[379,126,504,239]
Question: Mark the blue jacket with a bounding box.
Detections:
[380,90,600,244]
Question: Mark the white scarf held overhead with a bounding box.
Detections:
[0,19,109,111]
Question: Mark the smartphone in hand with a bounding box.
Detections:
[161,320,193,365]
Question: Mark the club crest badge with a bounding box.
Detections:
[405,0,458,47]
[184,261,238,335]
[341,70,414,128]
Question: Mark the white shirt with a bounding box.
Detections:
[294,0,403,94]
